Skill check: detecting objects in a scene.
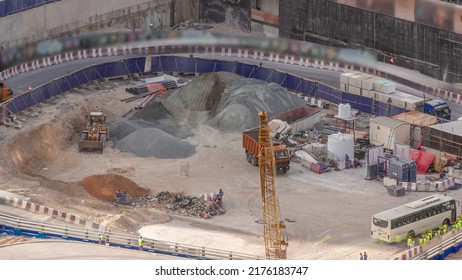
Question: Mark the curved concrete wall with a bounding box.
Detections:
[0,0,198,49]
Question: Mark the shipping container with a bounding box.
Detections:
[271,106,321,133]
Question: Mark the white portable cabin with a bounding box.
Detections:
[369,116,411,150]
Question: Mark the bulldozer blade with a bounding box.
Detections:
[78,140,104,153]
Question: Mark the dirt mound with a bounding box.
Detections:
[80,174,150,202]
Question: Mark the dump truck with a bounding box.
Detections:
[78,111,109,153]
[243,127,290,173]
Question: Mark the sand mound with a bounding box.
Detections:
[80,174,150,202]
[114,127,195,158]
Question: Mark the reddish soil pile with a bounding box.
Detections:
[80,174,150,202]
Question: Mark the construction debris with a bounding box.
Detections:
[132,191,226,218]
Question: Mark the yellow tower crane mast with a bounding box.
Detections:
[258,111,288,259]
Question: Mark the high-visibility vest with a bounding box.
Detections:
[407,238,412,246]
[410,240,415,247]
[138,238,144,246]
[99,235,105,241]
[419,238,423,245]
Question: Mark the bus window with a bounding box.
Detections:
[373,218,388,228]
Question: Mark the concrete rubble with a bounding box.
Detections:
[131,191,226,219]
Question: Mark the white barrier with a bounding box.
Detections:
[0,213,265,260]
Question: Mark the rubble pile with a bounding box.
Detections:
[131,191,226,218]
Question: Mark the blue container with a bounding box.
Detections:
[389,159,410,182]
[398,158,417,183]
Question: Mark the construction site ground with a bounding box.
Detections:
[2,78,462,260]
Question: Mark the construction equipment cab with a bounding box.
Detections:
[0,82,13,103]
[79,110,109,153]
[423,99,451,121]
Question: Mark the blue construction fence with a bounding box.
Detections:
[3,55,406,120]
[3,57,146,118]
[0,0,60,17]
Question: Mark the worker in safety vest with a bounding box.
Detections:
[138,236,144,251]
[443,225,448,234]
[418,235,424,245]
[99,233,105,245]
[410,238,415,248]
[407,236,412,249]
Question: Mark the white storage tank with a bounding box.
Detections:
[327,133,354,161]
[338,103,352,119]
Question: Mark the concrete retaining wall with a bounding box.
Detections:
[201,0,251,32]
[279,0,462,83]
[0,0,198,49]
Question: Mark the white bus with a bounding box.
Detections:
[371,195,460,243]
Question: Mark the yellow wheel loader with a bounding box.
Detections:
[79,111,109,153]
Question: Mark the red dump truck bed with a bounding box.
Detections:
[242,127,290,173]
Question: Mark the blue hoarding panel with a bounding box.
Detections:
[175,57,195,73]
[94,64,107,79]
[255,67,272,82]
[82,67,97,82]
[216,61,236,73]
[302,79,315,97]
[125,57,144,74]
[316,83,332,102]
[358,96,372,114]
[105,61,127,77]
[151,56,162,73]
[287,75,303,92]
[235,63,255,78]
[159,56,177,72]
[328,89,342,105]
[271,70,287,88]
[6,0,21,14]
[136,57,146,73]
[195,59,214,73]
[376,101,390,116]
[0,1,6,17]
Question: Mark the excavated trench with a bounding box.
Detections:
[7,106,87,175]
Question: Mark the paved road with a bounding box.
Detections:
[5,51,462,119]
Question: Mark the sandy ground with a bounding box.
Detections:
[2,80,462,260]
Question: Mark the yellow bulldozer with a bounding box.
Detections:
[78,110,109,153]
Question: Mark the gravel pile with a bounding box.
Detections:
[114,127,195,159]
[168,72,307,132]
[209,79,306,131]
[110,72,306,158]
